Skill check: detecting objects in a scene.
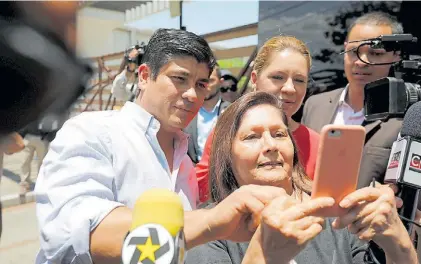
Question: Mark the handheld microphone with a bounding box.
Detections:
[384,101,421,233]
[121,189,185,264]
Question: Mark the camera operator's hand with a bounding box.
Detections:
[128,48,139,60]
[125,48,140,77]
[412,209,421,241]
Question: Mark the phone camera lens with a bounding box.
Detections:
[329,129,341,137]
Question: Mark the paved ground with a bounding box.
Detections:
[1,151,39,263]
[0,203,39,264]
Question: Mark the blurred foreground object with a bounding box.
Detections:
[0,1,92,238]
[0,1,92,138]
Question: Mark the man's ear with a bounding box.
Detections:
[138,64,151,87]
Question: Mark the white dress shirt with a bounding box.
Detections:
[34,102,198,264]
[333,86,365,126]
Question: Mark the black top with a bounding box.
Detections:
[185,218,373,264]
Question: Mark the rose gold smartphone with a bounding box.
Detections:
[311,124,366,217]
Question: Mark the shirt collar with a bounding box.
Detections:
[200,98,222,114]
[120,101,160,133]
[120,101,190,143]
[338,84,365,115]
[338,84,349,106]
[174,130,190,150]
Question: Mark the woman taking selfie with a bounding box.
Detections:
[186,92,417,264]
[196,36,319,203]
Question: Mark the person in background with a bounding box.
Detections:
[196,36,319,204]
[18,120,50,194]
[219,70,240,103]
[186,91,418,264]
[301,11,403,188]
[1,132,25,181]
[18,110,68,195]
[184,63,230,164]
[111,48,140,104]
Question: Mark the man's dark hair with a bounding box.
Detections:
[347,11,403,40]
[141,28,216,80]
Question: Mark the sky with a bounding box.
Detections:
[126,0,259,49]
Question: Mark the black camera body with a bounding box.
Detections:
[363,34,421,121]
[125,42,146,66]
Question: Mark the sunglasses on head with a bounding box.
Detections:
[220,84,237,93]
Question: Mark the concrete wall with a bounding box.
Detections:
[76,7,153,58]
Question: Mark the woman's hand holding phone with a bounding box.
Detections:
[243,195,335,264]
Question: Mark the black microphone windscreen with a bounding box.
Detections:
[401,101,421,138]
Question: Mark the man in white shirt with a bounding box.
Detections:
[35,28,286,264]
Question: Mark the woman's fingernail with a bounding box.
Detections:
[332,219,338,229]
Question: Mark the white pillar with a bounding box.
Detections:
[152,0,158,13]
[158,0,166,11]
[125,9,131,22]
[131,8,136,21]
[146,2,152,15]
[135,6,141,19]
[140,4,146,17]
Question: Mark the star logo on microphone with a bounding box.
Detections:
[122,224,175,264]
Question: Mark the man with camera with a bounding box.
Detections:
[111,47,142,104]
[302,11,403,188]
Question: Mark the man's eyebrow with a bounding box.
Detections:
[340,46,358,55]
[172,70,189,76]
[348,37,378,44]
[172,70,209,83]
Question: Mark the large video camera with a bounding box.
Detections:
[125,42,146,66]
[359,34,421,121]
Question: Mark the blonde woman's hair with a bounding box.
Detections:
[253,35,312,76]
